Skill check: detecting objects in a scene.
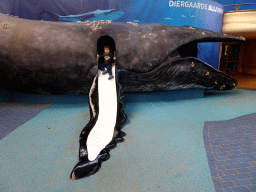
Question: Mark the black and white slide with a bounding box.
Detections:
[70,62,126,180]
[87,64,117,161]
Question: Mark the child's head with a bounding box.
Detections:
[104,45,110,54]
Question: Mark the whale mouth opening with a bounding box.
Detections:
[163,41,198,64]
[97,35,116,56]
[177,41,198,58]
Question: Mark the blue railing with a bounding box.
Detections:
[223,3,256,12]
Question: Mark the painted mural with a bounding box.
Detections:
[0,0,224,69]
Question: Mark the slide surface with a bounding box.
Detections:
[87,65,117,161]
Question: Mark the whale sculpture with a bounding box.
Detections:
[0,13,244,180]
[0,13,243,94]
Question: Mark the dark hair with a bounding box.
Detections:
[104,45,110,49]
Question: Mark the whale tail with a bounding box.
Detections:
[44,10,60,21]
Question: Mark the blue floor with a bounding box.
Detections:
[0,89,256,192]
[204,113,256,192]
[0,102,49,140]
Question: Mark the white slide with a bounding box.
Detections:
[86,64,117,161]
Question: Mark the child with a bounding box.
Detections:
[97,45,116,80]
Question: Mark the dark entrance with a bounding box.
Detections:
[97,35,115,56]
[219,39,256,90]
[97,36,116,65]
[219,42,241,73]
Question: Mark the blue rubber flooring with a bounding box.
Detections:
[204,113,256,192]
[0,102,49,140]
[0,89,256,192]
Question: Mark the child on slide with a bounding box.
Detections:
[97,45,116,80]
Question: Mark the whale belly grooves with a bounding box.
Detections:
[119,57,238,92]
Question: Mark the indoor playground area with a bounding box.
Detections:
[1,0,256,192]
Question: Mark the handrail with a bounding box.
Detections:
[224,3,256,7]
[223,3,256,11]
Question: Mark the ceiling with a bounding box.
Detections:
[222,10,256,39]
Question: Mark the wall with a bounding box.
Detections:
[240,39,256,74]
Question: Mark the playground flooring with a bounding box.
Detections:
[1,89,256,192]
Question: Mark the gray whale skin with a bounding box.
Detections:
[0,13,244,94]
